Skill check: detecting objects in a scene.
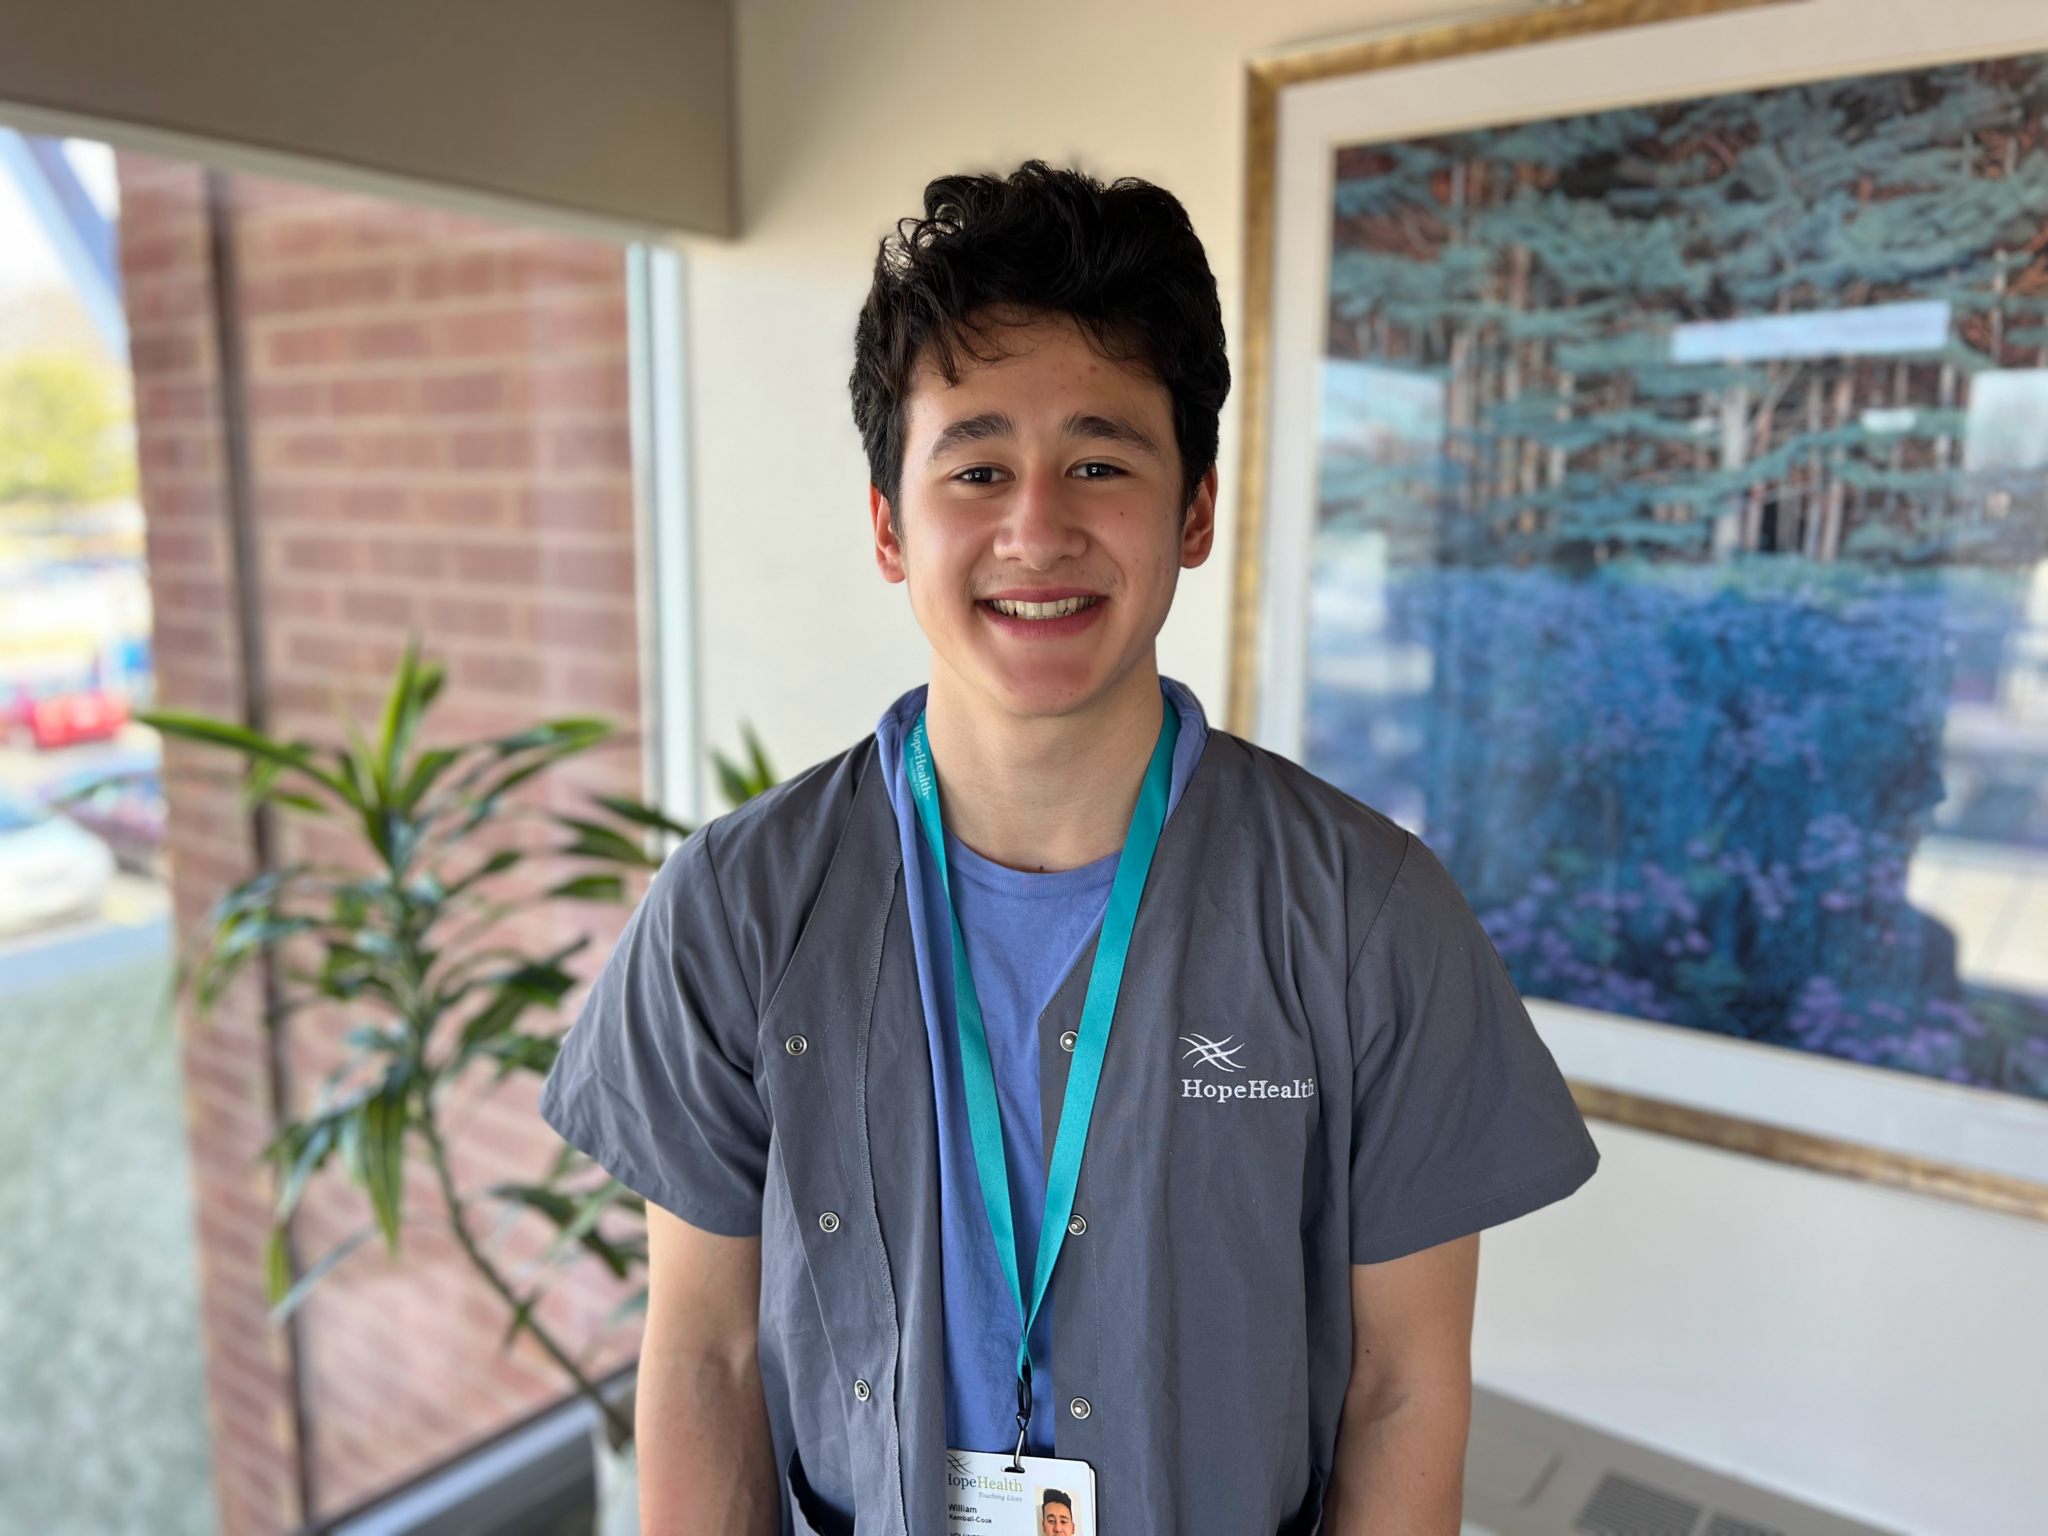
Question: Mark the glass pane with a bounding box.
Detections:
[1311,56,2048,1098]
[7,128,650,1531]
[111,154,645,1522]
[0,131,203,1534]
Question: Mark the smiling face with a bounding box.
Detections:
[1041,1499,1076,1536]
[870,314,1216,721]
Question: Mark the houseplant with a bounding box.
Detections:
[144,643,775,1533]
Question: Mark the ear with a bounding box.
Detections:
[870,484,907,584]
[1179,466,1219,569]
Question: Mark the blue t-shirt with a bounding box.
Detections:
[876,681,1209,1455]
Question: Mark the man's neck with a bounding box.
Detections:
[921,658,1166,874]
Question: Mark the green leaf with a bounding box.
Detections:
[265,1227,293,1307]
[270,1227,377,1322]
[269,1106,348,1220]
[469,751,601,820]
[45,768,150,810]
[490,1178,641,1278]
[445,847,522,898]
[714,757,749,812]
[343,1023,408,1054]
[490,717,614,757]
[555,818,660,868]
[547,874,626,903]
[492,1182,577,1226]
[498,1290,541,1351]
[713,725,780,808]
[138,711,355,805]
[377,638,426,789]
[396,745,463,813]
[480,1032,560,1079]
[604,1288,650,1330]
[346,1076,412,1251]
[455,948,580,1061]
[591,794,694,839]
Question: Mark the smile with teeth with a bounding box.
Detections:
[986,595,1101,620]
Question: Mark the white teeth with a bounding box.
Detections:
[989,596,1097,620]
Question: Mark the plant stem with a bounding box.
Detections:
[418,1105,634,1446]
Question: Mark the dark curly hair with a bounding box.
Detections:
[850,161,1229,513]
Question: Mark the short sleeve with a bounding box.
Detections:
[1346,834,1598,1264]
[539,826,770,1236]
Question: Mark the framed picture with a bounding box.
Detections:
[1234,0,2048,1216]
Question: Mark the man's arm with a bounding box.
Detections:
[1323,1233,1480,1535]
[638,1205,780,1536]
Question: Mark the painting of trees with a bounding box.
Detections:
[1308,54,2048,1099]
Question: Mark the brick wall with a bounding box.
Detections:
[120,155,646,1533]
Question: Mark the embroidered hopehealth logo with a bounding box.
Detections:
[1178,1033,1316,1105]
[1180,1033,1247,1072]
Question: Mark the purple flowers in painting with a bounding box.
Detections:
[1310,57,2048,1098]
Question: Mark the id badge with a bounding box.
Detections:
[945,1449,1097,1536]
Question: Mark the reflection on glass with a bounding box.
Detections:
[1310,57,2048,1099]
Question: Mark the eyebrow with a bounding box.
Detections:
[924,409,1165,463]
[1061,412,1163,458]
[925,411,1014,462]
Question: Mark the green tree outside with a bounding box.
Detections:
[0,351,136,508]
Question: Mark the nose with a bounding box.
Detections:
[991,463,1087,569]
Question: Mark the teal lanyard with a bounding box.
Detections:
[904,700,1180,1419]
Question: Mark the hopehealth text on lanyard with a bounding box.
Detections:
[905,699,1179,1536]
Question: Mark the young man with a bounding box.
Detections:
[541,163,1597,1536]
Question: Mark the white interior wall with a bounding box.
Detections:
[688,3,2048,1532]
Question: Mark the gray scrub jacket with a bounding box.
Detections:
[540,728,1598,1536]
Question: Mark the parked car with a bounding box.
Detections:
[4,686,131,750]
[0,788,115,936]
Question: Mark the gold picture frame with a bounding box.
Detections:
[1228,0,2048,1219]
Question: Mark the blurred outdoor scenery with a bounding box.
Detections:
[0,133,214,1533]
[1309,55,2048,1097]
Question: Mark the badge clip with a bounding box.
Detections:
[1007,1366,1032,1473]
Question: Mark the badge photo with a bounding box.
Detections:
[945,1450,1097,1536]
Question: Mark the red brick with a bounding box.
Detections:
[536,603,634,652]
[349,320,430,361]
[530,362,628,413]
[419,371,508,414]
[454,650,542,695]
[410,252,502,301]
[449,428,535,471]
[540,547,633,594]
[282,536,357,573]
[429,596,521,639]
[130,332,202,373]
[433,307,537,357]
[340,589,414,627]
[330,376,411,415]
[418,489,505,528]
[349,430,442,471]
[267,324,344,368]
[368,538,447,579]
[545,424,632,473]
[539,297,629,350]
[453,543,541,586]
[519,484,630,532]
[340,486,407,523]
[248,380,323,417]
[275,431,349,468]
